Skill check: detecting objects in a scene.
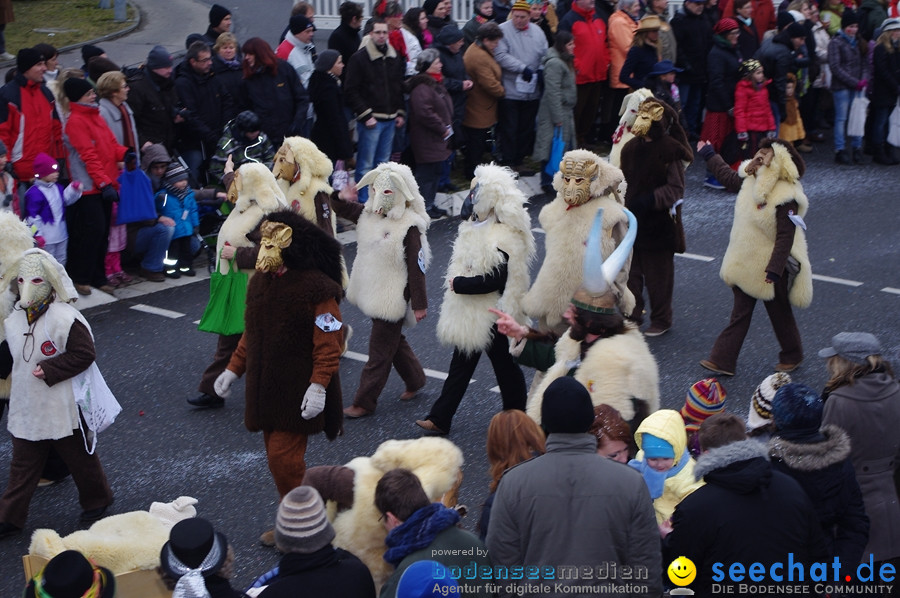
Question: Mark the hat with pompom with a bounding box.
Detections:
[682,378,727,433]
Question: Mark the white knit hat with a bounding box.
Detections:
[275,486,335,554]
[747,372,792,431]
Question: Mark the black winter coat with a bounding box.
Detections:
[664,440,829,597]
[872,43,900,108]
[126,68,179,152]
[435,41,469,135]
[174,66,232,154]
[769,426,870,577]
[239,60,309,148]
[755,30,796,118]
[211,54,244,121]
[328,23,363,81]
[737,19,760,60]
[706,36,742,112]
[309,71,354,162]
[258,547,376,598]
[671,8,713,84]
[620,43,659,90]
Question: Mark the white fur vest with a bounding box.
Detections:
[347,210,430,322]
[527,326,660,422]
[437,219,535,354]
[5,303,89,440]
[720,175,813,308]
[522,195,634,328]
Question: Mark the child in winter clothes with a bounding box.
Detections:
[681,378,727,458]
[155,162,199,278]
[746,371,791,441]
[780,73,808,152]
[23,152,82,266]
[629,409,704,527]
[733,59,776,160]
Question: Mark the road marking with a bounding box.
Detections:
[130,304,185,319]
[489,385,500,393]
[676,252,716,262]
[193,319,201,325]
[532,227,545,234]
[343,350,462,382]
[882,287,900,295]
[812,274,863,287]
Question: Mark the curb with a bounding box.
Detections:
[0,0,141,65]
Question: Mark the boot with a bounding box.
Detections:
[887,144,900,165]
[834,149,852,165]
[852,147,868,165]
[874,144,894,165]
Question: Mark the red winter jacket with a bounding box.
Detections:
[65,102,128,193]
[0,76,65,181]
[733,79,776,133]
[559,2,609,85]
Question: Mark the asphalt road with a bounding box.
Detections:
[0,145,898,592]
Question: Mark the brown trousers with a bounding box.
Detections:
[0,433,113,528]
[263,430,309,499]
[708,275,803,372]
[627,248,675,330]
[351,318,426,412]
[197,333,242,397]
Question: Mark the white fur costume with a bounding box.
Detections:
[437,164,536,354]
[217,163,288,275]
[720,144,813,308]
[346,163,431,323]
[609,88,654,168]
[0,212,35,400]
[273,136,335,233]
[327,437,464,589]
[521,150,634,330]
[527,325,660,423]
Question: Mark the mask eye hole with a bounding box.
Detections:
[382,189,393,195]
[17,277,24,284]
[563,177,571,184]
[31,278,43,284]
[574,178,584,184]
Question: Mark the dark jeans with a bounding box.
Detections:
[575,81,605,147]
[497,98,540,166]
[66,193,112,287]
[415,161,444,211]
[167,234,200,269]
[425,325,527,432]
[869,104,893,147]
[678,81,706,137]
[463,126,492,179]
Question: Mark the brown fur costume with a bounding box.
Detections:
[621,100,693,253]
[242,211,344,439]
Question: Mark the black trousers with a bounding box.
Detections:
[463,126,492,179]
[66,193,111,287]
[425,325,526,432]
[497,99,540,166]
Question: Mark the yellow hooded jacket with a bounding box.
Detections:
[633,409,705,524]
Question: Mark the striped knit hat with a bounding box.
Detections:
[275,486,335,554]
[681,378,727,433]
[747,372,791,431]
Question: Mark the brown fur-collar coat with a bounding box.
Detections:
[243,269,344,439]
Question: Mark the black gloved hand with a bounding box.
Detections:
[521,67,533,83]
[101,184,119,203]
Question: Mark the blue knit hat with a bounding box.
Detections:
[641,433,675,459]
[772,383,823,432]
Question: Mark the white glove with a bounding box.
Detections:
[301,383,326,420]
[214,369,238,399]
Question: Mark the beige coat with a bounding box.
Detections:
[462,42,505,129]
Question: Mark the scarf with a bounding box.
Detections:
[25,292,53,326]
[628,448,691,500]
[117,103,137,149]
[164,183,192,202]
[166,538,224,598]
[428,72,443,83]
[839,30,857,47]
[383,503,460,566]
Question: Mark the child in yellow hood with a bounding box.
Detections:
[629,409,704,526]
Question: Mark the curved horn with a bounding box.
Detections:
[581,208,607,295]
[601,207,637,287]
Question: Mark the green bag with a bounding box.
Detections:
[198,257,248,336]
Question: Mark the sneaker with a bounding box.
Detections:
[97,285,117,295]
[834,150,852,165]
[165,269,181,279]
[106,276,121,288]
[644,326,670,337]
[426,207,448,219]
[703,176,726,190]
[75,284,92,296]
[0,52,15,62]
[139,268,165,282]
[699,359,735,377]
[179,268,197,277]
[116,271,135,285]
